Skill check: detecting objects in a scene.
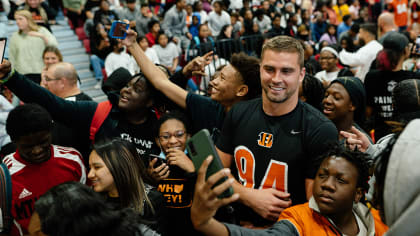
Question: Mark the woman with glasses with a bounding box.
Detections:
[314,45,353,87]
[149,111,198,235]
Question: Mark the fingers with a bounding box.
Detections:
[350,126,364,137]
[197,155,213,185]
[203,51,213,60]
[154,162,168,173]
[192,71,207,77]
[210,177,234,199]
[149,158,157,167]
[205,168,231,192]
[161,168,170,179]
[154,164,169,179]
[340,130,355,139]
[270,189,291,199]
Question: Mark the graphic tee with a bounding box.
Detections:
[364,70,420,139]
[217,99,338,226]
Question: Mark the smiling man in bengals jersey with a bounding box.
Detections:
[216,36,338,227]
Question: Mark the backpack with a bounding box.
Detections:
[89,101,113,143]
[0,162,12,233]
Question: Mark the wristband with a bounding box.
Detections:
[0,68,15,84]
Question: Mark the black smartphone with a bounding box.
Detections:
[109,21,129,39]
[187,129,233,198]
[149,153,166,168]
[0,38,6,63]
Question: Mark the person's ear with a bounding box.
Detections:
[354,187,363,203]
[349,102,356,112]
[236,84,248,98]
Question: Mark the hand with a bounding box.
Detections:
[182,51,213,78]
[191,155,239,230]
[148,158,170,182]
[172,37,179,44]
[340,126,370,152]
[186,32,193,40]
[166,148,195,173]
[121,26,138,48]
[0,60,12,79]
[27,31,43,38]
[169,66,176,74]
[40,67,48,88]
[245,188,292,221]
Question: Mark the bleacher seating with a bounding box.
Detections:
[4,20,107,102]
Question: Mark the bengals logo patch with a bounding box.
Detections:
[257,132,273,148]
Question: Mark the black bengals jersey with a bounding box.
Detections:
[217,98,338,226]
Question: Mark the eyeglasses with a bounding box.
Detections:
[319,56,336,61]
[44,76,61,82]
[159,130,186,141]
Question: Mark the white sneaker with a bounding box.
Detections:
[94,81,102,89]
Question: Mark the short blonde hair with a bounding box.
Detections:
[15,10,40,33]
[261,36,304,68]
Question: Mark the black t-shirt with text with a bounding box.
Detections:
[365,70,420,139]
[186,93,225,142]
[217,98,338,226]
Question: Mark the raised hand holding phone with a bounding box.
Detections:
[187,129,233,198]
[109,21,129,39]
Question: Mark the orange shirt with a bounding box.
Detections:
[391,0,409,27]
[278,200,388,236]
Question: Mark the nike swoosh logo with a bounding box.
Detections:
[291,130,302,135]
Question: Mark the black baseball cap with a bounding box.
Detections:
[383,32,409,51]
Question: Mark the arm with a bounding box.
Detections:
[339,49,365,67]
[161,13,174,37]
[124,29,211,109]
[191,155,239,236]
[1,0,10,15]
[216,147,292,221]
[41,1,57,19]
[0,60,97,131]
[170,56,179,74]
[124,30,188,109]
[191,156,298,236]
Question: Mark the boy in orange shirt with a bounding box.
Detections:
[191,145,388,236]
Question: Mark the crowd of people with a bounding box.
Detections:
[1,0,420,235]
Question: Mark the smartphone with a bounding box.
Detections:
[0,38,6,63]
[187,129,233,198]
[109,21,129,39]
[149,153,166,168]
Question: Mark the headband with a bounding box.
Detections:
[321,47,339,58]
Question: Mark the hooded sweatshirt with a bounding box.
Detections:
[384,119,420,236]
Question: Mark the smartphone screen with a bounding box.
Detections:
[0,38,6,63]
[109,21,128,39]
